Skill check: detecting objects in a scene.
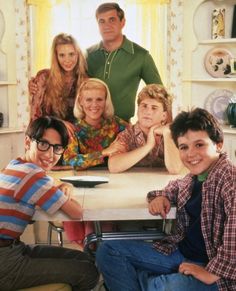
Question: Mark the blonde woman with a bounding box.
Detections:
[63,78,127,247]
[62,77,127,170]
[29,33,87,123]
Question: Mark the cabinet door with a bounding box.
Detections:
[11,132,25,159]
[0,135,13,169]
[0,132,24,169]
[0,0,17,129]
[229,136,236,165]
[224,133,236,165]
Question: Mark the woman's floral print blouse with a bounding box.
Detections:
[63,116,127,169]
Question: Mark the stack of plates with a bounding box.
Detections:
[204,89,234,124]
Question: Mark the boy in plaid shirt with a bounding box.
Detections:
[96,108,236,291]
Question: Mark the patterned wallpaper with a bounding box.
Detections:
[15,0,30,129]
[14,0,184,127]
[167,0,184,116]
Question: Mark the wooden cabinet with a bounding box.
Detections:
[183,0,236,162]
[0,0,18,129]
[0,130,24,169]
[223,127,236,164]
[0,0,24,168]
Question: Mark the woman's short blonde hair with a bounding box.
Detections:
[74,78,114,119]
[137,84,173,123]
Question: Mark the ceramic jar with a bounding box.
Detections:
[226,103,236,127]
[212,8,225,39]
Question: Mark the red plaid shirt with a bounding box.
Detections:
[147,153,236,290]
[112,122,165,168]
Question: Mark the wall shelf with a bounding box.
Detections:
[199,38,236,44]
[183,0,236,163]
[222,125,236,134]
[0,81,17,86]
[183,78,236,82]
[0,128,23,134]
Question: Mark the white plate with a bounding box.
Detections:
[204,89,233,124]
[204,47,233,78]
[60,175,109,187]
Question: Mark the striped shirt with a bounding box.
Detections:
[147,153,236,291]
[0,158,68,239]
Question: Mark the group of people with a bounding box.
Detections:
[0,2,235,291]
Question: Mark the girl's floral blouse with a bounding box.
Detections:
[62,116,127,169]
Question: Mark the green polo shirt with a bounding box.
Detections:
[86,36,162,121]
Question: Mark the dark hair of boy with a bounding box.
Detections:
[170,107,224,147]
[25,116,69,148]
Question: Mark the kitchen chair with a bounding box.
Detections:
[17,283,72,291]
[47,221,64,246]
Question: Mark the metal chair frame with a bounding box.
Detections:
[47,221,64,247]
[83,221,166,255]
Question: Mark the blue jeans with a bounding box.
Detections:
[96,240,219,291]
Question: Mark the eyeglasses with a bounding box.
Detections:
[33,139,65,155]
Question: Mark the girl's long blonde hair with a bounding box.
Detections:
[45,33,87,119]
[74,78,114,119]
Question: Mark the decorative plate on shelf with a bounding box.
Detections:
[60,175,109,188]
[204,89,234,124]
[204,47,233,78]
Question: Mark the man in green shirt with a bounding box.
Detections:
[29,3,162,122]
[87,2,162,121]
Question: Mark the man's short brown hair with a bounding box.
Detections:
[96,2,125,20]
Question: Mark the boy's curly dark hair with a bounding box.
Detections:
[170,108,223,147]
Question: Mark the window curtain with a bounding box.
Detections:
[27,0,169,84]
[126,0,169,84]
[27,0,53,73]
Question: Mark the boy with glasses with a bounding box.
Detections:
[0,116,98,290]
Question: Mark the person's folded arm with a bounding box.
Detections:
[108,142,153,173]
[61,198,83,220]
[58,182,83,220]
[108,125,157,173]
[162,126,184,174]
